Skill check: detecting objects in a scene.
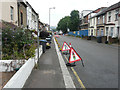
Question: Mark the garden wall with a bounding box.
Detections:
[3,45,42,88]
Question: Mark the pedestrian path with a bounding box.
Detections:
[23,39,67,88]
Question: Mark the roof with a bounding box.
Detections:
[89,1,120,19]
[26,1,39,16]
[106,1,120,12]
[82,7,107,18]
[26,1,32,9]
[92,7,107,13]
[39,20,44,25]
[18,0,27,7]
[81,10,93,12]
[92,7,108,17]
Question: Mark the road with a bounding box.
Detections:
[56,35,118,88]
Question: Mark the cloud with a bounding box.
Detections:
[27,0,120,26]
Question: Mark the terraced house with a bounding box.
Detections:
[79,10,92,37]
[26,1,39,31]
[88,2,120,44]
[95,8,107,37]
[105,2,120,43]
[0,0,18,25]
[88,7,106,37]
[18,0,27,28]
[80,10,92,30]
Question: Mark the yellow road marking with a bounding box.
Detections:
[56,39,86,89]
[64,55,86,89]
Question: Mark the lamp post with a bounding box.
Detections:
[49,7,55,31]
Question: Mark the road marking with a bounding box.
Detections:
[64,55,86,89]
[53,37,76,88]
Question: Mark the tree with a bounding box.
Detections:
[57,10,80,33]
[57,16,70,33]
[69,10,80,31]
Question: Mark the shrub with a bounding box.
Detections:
[2,21,37,60]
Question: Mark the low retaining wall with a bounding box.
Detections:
[3,45,43,88]
[0,60,27,72]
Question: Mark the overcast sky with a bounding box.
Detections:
[27,0,120,27]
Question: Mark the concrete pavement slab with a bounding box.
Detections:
[23,40,66,88]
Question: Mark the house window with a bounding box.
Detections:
[21,12,23,25]
[91,29,93,36]
[95,29,96,36]
[10,6,14,20]
[115,10,119,20]
[92,18,94,25]
[108,12,111,22]
[110,27,114,36]
[106,27,109,36]
[97,29,99,36]
[103,15,105,24]
[101,29,104,36]
[98,17,100,24]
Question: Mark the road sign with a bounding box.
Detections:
[69,47,82,63]
[62,42,70,51]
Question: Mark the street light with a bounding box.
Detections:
[49,7,55,31]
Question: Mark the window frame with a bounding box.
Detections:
[91,29,93,36]
[21,12,23,25]
[110,27,114,37]
[97,29,99,36]
[106,27,109,36]
[115,9,119,21]
[108,12,111,22]
[101,29,104,36]
[98,17,100,24]
[10,6,14,21]
[103,15,105,24]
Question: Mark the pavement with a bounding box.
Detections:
[23,38,75,89]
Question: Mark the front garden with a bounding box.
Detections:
[2,21,37,60]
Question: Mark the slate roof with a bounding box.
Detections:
[90,1,120,19]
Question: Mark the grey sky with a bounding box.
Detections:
[27,0,120,27]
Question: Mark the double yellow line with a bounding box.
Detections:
[55,38,62,50]
[64,52,86,90]
[55,37,86,89]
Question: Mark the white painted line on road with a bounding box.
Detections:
[54,37,76,88]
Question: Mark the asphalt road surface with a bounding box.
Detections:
[56,35,118,88]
